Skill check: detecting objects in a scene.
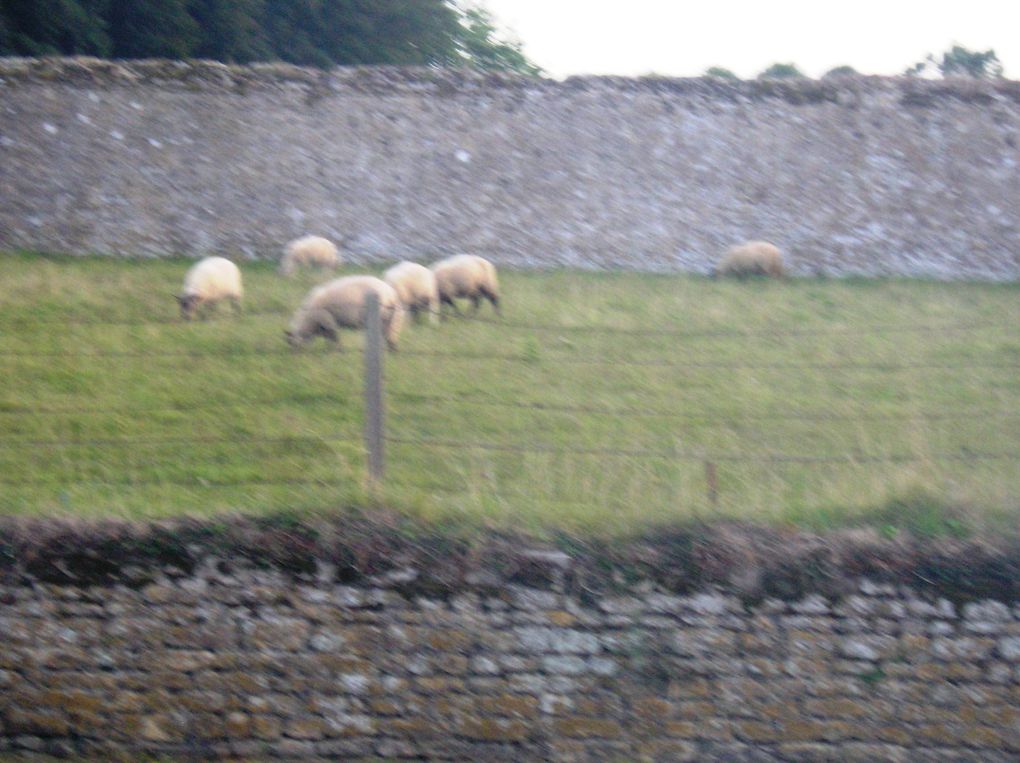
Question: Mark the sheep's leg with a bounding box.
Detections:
[481,286,501,316]
[231,296,242,316]
[312,310,341,350]
[382,310,401,352]
[321,324,341,350]
[440,295,461,320]
[468,295,481,315]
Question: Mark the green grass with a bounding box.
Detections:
[1,251,1019,536]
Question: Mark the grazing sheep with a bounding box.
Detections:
[430,254,500,318]
[285,275,404,351]
[384,261,440,325]
[712,241,785,278]
[176,257,243,320]
[280,235,341,276]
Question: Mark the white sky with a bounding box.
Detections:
[480,0,1019,79]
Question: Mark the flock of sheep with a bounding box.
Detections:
[175,235,501,351]
[175,235,782,350]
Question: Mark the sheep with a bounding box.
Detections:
[279,235,341,276]
[176,256,243,320]
[429,254,500,319]
[712,241,785,278]
[384,261,440,325]
[285,275,404,351]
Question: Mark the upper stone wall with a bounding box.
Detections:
[1,57,1019,279]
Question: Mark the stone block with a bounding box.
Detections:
[457,717,530,741]
[554,717,623,738]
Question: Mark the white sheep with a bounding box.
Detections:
[176,257,243,320]
[712,241,786,278]
[429,254,501,319]
[384,261,440,326]
[285,275,405,351]
[279,235,341,276]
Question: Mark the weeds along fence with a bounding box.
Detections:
[1,293,1019,519]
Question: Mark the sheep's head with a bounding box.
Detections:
[176,294,200,320]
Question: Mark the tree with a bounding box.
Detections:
[188,0,273,64]
[907,45,1003,79]
[0,0,111,56]
[316,0,462,67]
[758,62,804,79]
[0,0,543,74]
[260,0,331,67]
[447,5,542,75]
[938,45,1002,78]
[0,11,10,53]
[704,66,738,80]
[107,0,200,59]
[823,65,857,78]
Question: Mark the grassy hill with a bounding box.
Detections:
[1,251,1018,537]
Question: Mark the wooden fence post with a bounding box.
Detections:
[364,292,385,485]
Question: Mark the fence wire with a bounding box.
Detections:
[0,476,352,488]
[0,434,360,449]
[0,392,348,417]
[3,306,1018,503]
[6,307,292,328]
[5,345,1017,373]
[451,312,1011,338]
[384,435,1020,465]
[388,391,1020,423]
[11,308,1011,337]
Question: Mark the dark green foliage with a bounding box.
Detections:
[283,0,462,68]
[904,60,926,77]
[108,0,199,59]
[857,667,886,685]
[758,62,803,79]
[446,6,542,75]
[907,45,1004,79]
[823,65,857,78]
[0,0,111,56]
[0,0,542,72]
[188,0,272,63]
[938,45,1003,79]
[858,488,970,540]
[704,66,738,80]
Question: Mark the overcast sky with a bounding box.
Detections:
[480,1,1018,79]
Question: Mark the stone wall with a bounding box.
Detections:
[5,556,1020,759]
[1,57,1019,279]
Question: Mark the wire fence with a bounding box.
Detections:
[448,312,1010,338]
[382,435,1018,464]
[387,391,1020,423]
[4,345,1019,372]
[3,299,1019,511]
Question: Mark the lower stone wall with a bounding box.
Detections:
[3,564,1020,761]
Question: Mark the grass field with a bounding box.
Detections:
[1,251,1018,537]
